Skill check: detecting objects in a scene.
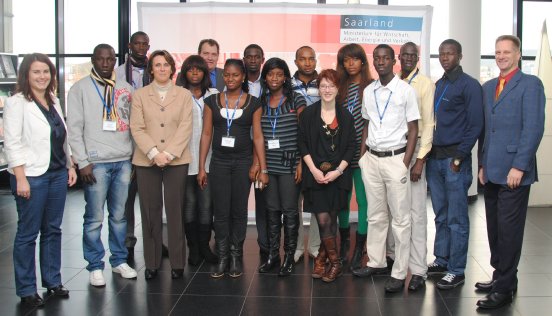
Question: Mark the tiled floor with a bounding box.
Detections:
[1,185,552,316]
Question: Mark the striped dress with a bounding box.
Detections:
[341,82,363,168]
[261,92,307,175]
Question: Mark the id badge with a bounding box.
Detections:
[221,136,235,148]
[268,138,280,150]
[103,120,117,131]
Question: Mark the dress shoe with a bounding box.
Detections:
[144,269,158,280]
[171,269,184,279]
[475,280,495,292]
[47,285,70,297]
[385,277,405,293]
[21,293,45,308]
[476,292,513,309]
[408,275,426,291]
[352,266,388,278]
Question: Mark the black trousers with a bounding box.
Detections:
[484,181,531,293]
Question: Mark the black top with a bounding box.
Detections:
[298,101,356,191]
[204,93,261,160]
[34,101,67,171]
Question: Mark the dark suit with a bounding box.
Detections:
[213,67,225,92]
[480,70,545,293]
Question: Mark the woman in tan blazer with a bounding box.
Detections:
[130,50,193,280]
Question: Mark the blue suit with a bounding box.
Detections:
[480,69,545,294]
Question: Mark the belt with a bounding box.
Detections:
[368,146,406,158]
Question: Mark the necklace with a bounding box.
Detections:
[322,122,339,152]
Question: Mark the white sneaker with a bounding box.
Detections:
[89,270,106,287]
[112,263,137,279]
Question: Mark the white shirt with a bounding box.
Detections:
[361,75,420,151]
[248,77,262,99]
[115,63,144,91]
[188,88,218,175]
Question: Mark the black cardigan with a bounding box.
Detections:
[298,101,356,192]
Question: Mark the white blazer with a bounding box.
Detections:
[4,93,71,176]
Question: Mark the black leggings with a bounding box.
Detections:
[315,210,338,238]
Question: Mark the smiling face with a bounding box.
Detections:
[495,39,521,76]
[265,67,286,93]
[199,43,219,72]
[223,64,245,91]
[151,55,172,85]
[318,78,338,103]
[439,43,462,73]
[28,61,51,95]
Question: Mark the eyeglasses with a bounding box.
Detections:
[319,84,337,91]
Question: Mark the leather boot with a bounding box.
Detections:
[184,222,202,266]
[259,210,282,273]
[228,243,243,278]
[199,224,218,264]
[279,211,299,276]
[322,236,342,283]
[312,243,327,279]
[339,227,350,264]
[210,237,229,279]
[349,232,367,271]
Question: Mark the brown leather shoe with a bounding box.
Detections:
[312,243,327,279]
[322,236,342,283]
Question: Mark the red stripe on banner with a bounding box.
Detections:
[311,15,341,43]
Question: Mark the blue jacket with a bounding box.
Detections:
[480,70,545,185]
[433,66,484,159]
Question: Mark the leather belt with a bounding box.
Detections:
[368,146,406,158]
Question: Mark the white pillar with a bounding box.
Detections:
[449,0,482,198]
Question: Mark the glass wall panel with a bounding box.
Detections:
[12,0,56,54]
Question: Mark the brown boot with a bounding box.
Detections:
[322,236,342,283]
[312,243,327,279]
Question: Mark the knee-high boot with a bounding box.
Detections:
[339,227,350,263]
[185,222,202,266]
[229,241,244,278]
[322,236,342,283]
[210,236,229,278]
[199,224,218,263]
[279,211,299,276]
[350,232,367,271]
[259,211,282,273]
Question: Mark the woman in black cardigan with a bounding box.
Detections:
[298,69,356,282]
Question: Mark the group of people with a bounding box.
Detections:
[3,31,544,312]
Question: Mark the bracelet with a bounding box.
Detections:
[335,167,343,175]
[261,169,269,174]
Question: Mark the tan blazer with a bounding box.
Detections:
[130,84,193,167]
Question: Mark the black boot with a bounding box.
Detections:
[185,222,202,266]
[278,211,298,276]
[229,243,244,278]
[259,210,282,273]
[350,232,367,271]
[339,227,351,264]
[199,224,218,264]
[210,237,229,279]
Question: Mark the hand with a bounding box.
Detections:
[249,164,260,182]
[311,168,325,184]
[322,170,340,184]
[410,159,424,182]
[450,160,461,173]
[79,164,96,184]
[294,163,302,184]
[16,177,31,200]
[258,173,269,188]
[507,168,524,189]
[478,167,485,185]
[68,167,78,187]
[153,152,171,167]
[197,169,208,190]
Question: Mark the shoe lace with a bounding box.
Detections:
[442,273,455,283]
[428,262,440,268]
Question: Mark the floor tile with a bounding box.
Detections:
[171,294,245,316]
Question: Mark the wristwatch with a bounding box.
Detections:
[261,169,269,174]
[453,158,462,167]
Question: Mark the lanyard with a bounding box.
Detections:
[91,77,115,118]
[295,79,313,103]
[407,69,419,85]
[224,90,243,136]
[266,94,285,139]
[347,89,358,114]
[434,81,450,113]
[192,95,204,118]
[373,83,393,126]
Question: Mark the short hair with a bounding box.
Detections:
[223,59,249,93]
[496,35,521,51]
[439,39,462,54]
[400,42,419,55]
[130,31,149,43]
[147,50,177,80]
[374,44,395,59]
[243,44,264,57]
[176,55,211,96]
[93,43,115,57]
[317,69,340,89]
[260,57,292,104]
[198,39,220,54]
[295,46,315,59]
[16,53,57,106]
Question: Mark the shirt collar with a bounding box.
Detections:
[399,68,419,82]
[500,67,519,82]
[443,65,463,83]
[292,71,318,85]
[375,75,400,92]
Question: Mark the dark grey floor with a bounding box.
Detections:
[1,185,552,316]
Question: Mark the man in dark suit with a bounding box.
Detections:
[198,39,225,92]
[476,35,545,309]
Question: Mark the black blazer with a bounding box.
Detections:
[298,101,356,191]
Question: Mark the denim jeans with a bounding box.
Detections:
[83,160,131,271]
[11,168,68,297]
[184,174,212,225]
[426,156,472,276]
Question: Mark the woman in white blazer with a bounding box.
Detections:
[3,53,77,308]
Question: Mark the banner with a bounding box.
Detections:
[138,3,433,78]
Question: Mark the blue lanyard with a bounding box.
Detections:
[373,84,393,126]
[434,81,450,113]
[295,80,313,103]
[192,95,204,118]
[347,89,358,114]
[407,69,419,85]
[266,94,285,139]
[91,77,115,118]
[224,90,243,136]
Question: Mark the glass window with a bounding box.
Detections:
[522,1,552,57]
[12,0,56,54]
[64,0,118,54]
[481,0,514,55]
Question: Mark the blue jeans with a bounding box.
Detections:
[83,161,131,271]
[11,168,68,297]
[426,156,472,276]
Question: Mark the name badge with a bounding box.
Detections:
[103,120,117,131]
[268,138,280,150]
[221,136,235,148]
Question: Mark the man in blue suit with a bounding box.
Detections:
[476,35,545,309]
